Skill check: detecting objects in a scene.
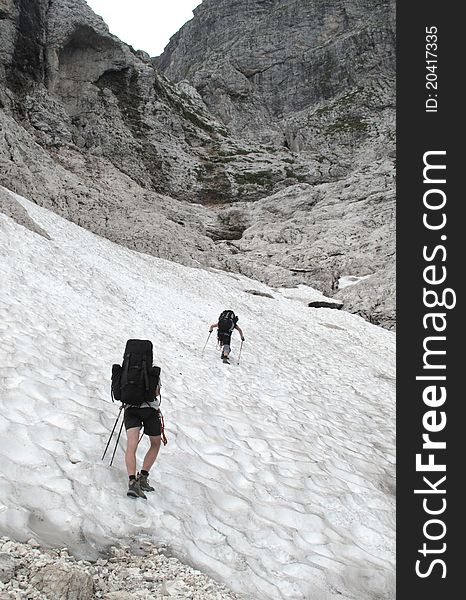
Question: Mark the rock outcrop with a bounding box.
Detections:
[1,0,396,327]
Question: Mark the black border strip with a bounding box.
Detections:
[397,2,461,596]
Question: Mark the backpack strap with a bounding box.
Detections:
[142,358,149,391]
[121,352,130,387]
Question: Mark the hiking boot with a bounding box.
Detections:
[127,478,147,499]
[138,472,155,492]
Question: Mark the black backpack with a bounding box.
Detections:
[218,310,238,334]
[111,339,161,406]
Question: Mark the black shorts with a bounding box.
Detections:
[218,332,231,345]
[124,407,161,437]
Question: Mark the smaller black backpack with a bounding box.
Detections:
[111,339,160,406]
[218,310,238,334]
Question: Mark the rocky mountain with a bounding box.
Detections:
[156,0,396,327]
[0,0,395,327]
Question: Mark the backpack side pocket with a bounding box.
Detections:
[111,364,122,402]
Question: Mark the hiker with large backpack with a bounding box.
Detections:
[209,310,244,363]
[111,339,166,499]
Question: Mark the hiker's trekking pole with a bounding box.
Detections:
[109,415,125,467]
[237,340,244,365]
[201,331,212,355]
[101,405,123,461]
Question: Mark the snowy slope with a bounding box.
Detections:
[0,188,395,600]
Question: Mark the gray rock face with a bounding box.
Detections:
[0,0,396,328]
[156,0,395,147]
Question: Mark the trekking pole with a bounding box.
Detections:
[109,415,125,467]
[237,340,244,365]
[201,331,212,355]
[101,405,123,461]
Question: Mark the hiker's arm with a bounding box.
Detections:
[235,325,245,340]
[209,322,218,332]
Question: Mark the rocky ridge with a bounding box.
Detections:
[1,0,395,327]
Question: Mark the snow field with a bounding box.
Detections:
[0,189,395,599]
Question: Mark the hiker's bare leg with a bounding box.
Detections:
[142,435,161,472]
[125,427,140,476]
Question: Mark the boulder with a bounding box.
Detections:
[30,563,94,600]
[0,553,18,583]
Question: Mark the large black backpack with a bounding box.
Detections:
[111,339,160,406]
[218,310,238,334]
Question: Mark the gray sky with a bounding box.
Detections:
[85,0,202,57]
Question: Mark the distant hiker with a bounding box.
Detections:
[111,339,167,499]
[209,310,244,363]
